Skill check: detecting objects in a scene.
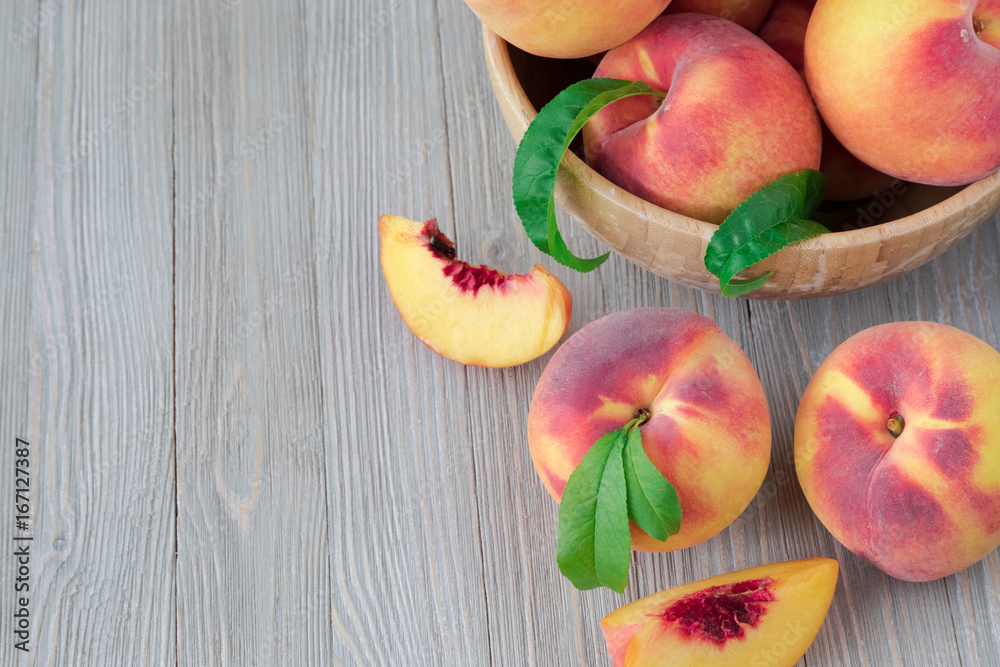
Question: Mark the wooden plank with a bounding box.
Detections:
[1,0,996,664]
[0,1,39,664]
[23,1,177,663]
[172,0,332,664]
[306,0,496,663]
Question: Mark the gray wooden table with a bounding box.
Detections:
[1,1,998,665]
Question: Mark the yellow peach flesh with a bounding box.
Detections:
[601,558,839,667]
[378,215,572,368]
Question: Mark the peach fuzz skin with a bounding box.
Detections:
[795,323,1000,582]
[461,0,671,59]
[528,308,771,553]
[805,0,1000,186]
[667,0,775,31]
[757,0,897,201]
[583,14,821,224]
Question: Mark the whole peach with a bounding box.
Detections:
[795,322,1000,581]
[462,0,671,59]
[528,308,771,552]
[757,0,897,201]
[583,14,821,223]
[667,0,775,31]
[805,0,1000,185]
[756,0,816,71]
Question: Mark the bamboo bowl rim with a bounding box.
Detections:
[483,25,1000,299]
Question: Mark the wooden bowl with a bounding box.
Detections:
[483,27,1000,299]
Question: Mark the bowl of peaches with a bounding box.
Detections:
[471,0,1000,299]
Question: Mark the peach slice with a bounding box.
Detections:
[601,558,839,667]
[378,215,572,367]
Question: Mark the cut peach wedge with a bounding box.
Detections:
[601,558,839,667]
[378,215,573,367]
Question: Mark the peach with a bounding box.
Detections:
[667,0,776,31]
[583,14,822,224]
[528,308,771,552]
[461,0,671,59]
[813,126,899,203]
[755,0,815,71]
[795,322,1000,581]
[805,0,1000,186]
[756,0,897,201]
[378,215,572,367]
[601,558,839,667]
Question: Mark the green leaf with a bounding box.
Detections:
[704,169,830,297]
[622,427,682,543]
[556,429,631,593]
[593,436,630,593]
[719,274,775,299]
[513,79,665,273]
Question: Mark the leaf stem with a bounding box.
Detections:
[704,169,829,297]
[887,413,905,438]
[625,408,652,431]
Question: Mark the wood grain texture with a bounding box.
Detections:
[1,0,999,665]
[0,1,39,665]
[309,1,494,663]
[172,0,332,664]
[24,0,177,664]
